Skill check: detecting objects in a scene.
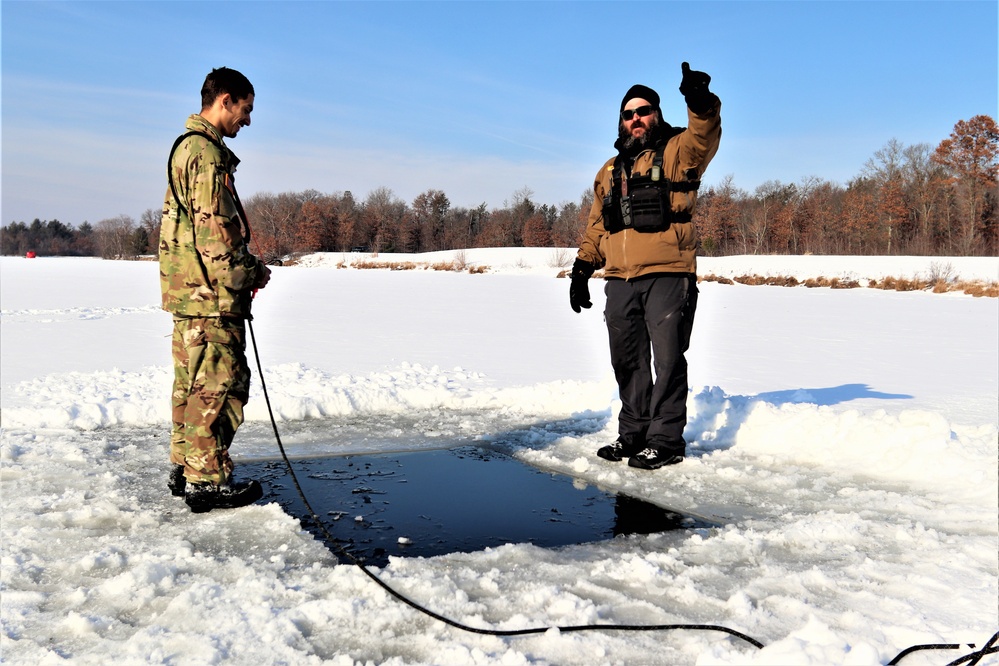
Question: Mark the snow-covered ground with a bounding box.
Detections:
[1,250,997,665]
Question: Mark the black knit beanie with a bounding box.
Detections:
[620,84,660,112]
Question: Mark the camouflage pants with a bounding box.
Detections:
[170,316,250,485]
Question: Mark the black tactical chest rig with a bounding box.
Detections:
[602,143,701,233]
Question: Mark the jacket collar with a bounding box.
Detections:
[184,114,240,169]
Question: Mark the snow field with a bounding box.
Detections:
[1,252,996,665]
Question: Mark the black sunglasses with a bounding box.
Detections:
[621,105,655,121]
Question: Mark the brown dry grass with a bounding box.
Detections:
[952,280,999,297]
[556,269,606,279]
[698,273,997,297]
[291,260,997,296]
[342,259,492,274]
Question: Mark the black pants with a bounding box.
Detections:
[604,275,697,452]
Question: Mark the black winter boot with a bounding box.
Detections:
[185,478,263,514]
[597,437,643,462]
[168,464,186,497]
[628,446,684,470]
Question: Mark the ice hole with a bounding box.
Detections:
[242,446,719,567]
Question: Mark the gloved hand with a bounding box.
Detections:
[679,62,717,115]
[569,259,595,313]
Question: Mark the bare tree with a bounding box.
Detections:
[902,143,945,254]
[362,187,407,253]
[139,208,160,254]
[442,203,486,250]
[94,214,138,260]
[550,194,589,248]
[243,192,301,261]
[747,180,794,254]
[863,138,906,183]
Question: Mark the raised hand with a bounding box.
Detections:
[679,62,716,114]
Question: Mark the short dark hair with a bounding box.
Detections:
[201,67,254,109]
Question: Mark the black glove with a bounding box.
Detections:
[569,259,595,313]
[679,62,717,115]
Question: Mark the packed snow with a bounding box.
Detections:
[1,250,997,665]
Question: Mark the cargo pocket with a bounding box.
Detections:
[202,318,250,403]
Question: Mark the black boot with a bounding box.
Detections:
[185,478,263,514]
[168,464,186,497]
[628,442,684,470]
[597,437,643,462]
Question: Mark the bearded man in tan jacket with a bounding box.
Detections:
[570,63,721,470]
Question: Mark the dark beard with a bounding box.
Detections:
[618,114,660,151]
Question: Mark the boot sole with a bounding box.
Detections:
[628,455,684,470]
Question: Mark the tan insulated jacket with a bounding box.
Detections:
[577,101,722,279]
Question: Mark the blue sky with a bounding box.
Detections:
[2,1,996,227]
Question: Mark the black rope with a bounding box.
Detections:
[886,631,999,665]
[245,318,764,650]
[947,631,999,666]
[888,643,962,665]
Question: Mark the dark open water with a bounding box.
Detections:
[242,446,718,567]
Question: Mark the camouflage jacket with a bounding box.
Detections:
[159,114,264,318]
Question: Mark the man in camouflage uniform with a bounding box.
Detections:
[160,67,271,513]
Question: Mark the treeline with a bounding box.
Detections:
[697,115,998,256]
[0,188,591,262]
[2,115,996,259]
[1,213,158,260]
[239,186,590,261]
